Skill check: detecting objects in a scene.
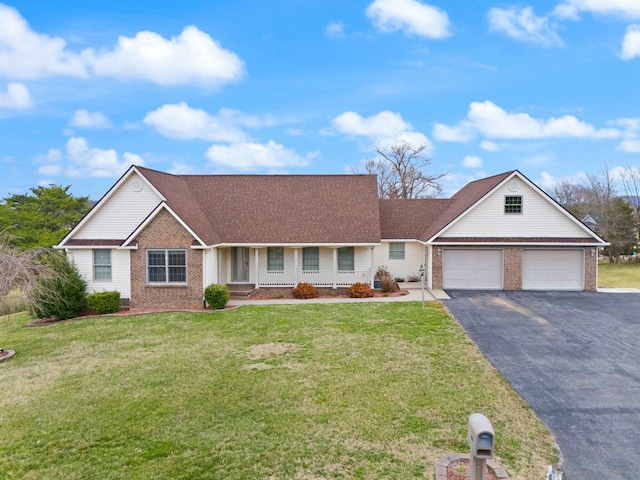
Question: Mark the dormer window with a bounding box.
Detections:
[505,195,522,214]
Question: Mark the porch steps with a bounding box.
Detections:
[227,284,256,299]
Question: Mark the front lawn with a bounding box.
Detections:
[599,261,640,288]
[0,303,555,479]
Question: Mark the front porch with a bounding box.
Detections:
[215,245,375,289]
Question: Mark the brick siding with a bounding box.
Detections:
[503,247,522,290]
[130,209,203,309]
[584,247,598,292]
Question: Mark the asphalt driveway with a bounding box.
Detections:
[443,291,640,480]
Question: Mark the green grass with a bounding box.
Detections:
[0,303,556,479]
[599,261,640,288]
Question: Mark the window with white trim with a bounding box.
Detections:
[147,249,187,283]
[338,247,354,271]
[303,247,319,271]
[389,242,405,260]
[267,247,284,271]
[93,249,112,281]
[505,195,522,214]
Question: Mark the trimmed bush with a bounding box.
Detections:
[29,252,87,320]
[87,291,121,314]
[292,282,317,299]
[349,282,373,298]
[204,284,230,309]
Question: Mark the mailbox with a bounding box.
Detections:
[468,413,494,459]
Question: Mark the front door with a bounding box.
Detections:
[231,247,250,282]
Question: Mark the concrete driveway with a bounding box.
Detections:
[443,291,640,480]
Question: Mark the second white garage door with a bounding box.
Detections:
[522,249,584,290]
[442,249,503,289]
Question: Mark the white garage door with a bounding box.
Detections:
[442,249,503,289]
[522,249,584,290]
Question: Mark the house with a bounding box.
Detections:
[55,167,608,309]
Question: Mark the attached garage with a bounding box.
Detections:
[442,249,503,289]
[522,249,584,290]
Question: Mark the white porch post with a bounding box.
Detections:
[294,248,299,285]
[370,247,375,287]
[332,247,338,289]
[254,248,260,288]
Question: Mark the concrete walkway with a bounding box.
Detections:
[228,283,449,306]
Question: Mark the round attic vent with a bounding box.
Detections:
[508,180,520,192]
[131,180,143,192]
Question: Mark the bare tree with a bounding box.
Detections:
[619,164,640,226]
[0,232,61,316]
[351,139,446,198]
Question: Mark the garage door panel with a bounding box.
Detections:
[522,249,583,290]
[443,249,503,290]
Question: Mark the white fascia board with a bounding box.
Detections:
[381,238,425,244]
[430,241,609,247]
[122,203,207,248]
[426,171,519,243]
[427,171,608,245]
[56,166,165,247]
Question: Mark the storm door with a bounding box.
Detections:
[231,247,250,282]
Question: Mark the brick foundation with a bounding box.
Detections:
[130,209,203,309]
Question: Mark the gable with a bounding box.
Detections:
[72,172,162,240]
[440,174,594,239]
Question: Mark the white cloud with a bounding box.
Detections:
[435,101,621,142]
[480,140,501,152]
[620,24,640,59]
[89,26,244,87]
[0,5,243,88]
[69,109,112,129]
[332,110,412,137]
[0,4,87,79]
[462,155,483,168]
[432,122,474,142]
[0,82,32,109]
[553,1,640,20]
[205,141,311,171]
[144,103,250,143]
[617,139,640,152]
[37,137,144,178]
[366,0,451,39]
[325,22,345,39]
[488,6,563,47]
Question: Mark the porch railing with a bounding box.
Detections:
[258,269,370,287]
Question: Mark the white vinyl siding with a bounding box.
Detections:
[441,177,590,238]
[68,249,130,298]
[74,174,162,240]
[442,249,503,290]
[373,241,424,279]
[522,249,584,290]
[203,248,219,288]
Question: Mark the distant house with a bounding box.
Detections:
[582,214,598,230]
[56,167,608,309]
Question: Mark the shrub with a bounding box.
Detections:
[407,274,421,282]
[87,291,120,314]
[375,265,391,279]
[292,282,317,299]
[380,275,398,294]
[29,252,87,320]
[204,284,230,309]
[349,282,373,298]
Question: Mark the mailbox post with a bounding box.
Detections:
[467,413,494,480]
[419,264,425,308]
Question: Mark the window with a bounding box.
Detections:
[147,249,187,283]
[303,247,319,271]
[267,247,284,271]
[505,196,522,214]
[389,242,405,260]
[338,247,354,271]
[93,249,112,281]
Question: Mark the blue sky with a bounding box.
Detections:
[1,0,640,200]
